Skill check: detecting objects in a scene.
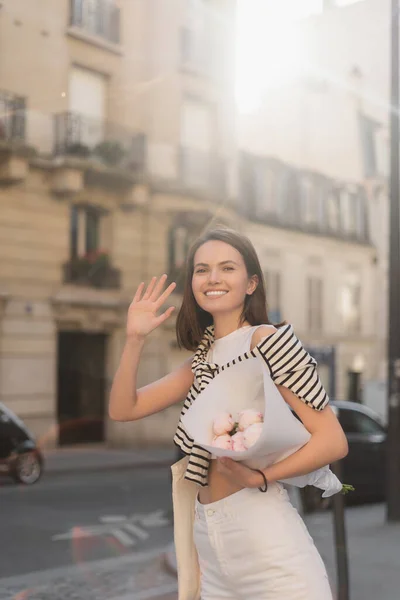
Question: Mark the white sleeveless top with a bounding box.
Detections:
[207,325,268,366]
[173,323,329,487]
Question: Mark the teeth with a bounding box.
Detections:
[205,291,227,296]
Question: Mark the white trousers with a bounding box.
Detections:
[193,483,333,600]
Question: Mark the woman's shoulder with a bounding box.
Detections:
[250,322,292,350]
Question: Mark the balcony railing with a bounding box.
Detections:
[0,90,26,143]
[70,0,120,44]
[53,112,146,171]
[179,147,226,196]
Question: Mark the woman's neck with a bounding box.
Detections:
[213,315,250,340]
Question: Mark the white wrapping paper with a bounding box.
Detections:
[181,355,342,497]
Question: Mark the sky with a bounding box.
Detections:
[235,0,362,112]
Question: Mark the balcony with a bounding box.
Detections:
[53,112,146,172]
[63,251,121,289]
[69,0,120,45]
[0,90,26,144]
[179,147,226,197]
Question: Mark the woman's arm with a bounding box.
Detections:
[216,325,348,488]
[251,325,348,482]
[259,385,348,484]
[109,274,194,422]
[109,338,194,422]
[216,392,348,489]
[252,324,329,410]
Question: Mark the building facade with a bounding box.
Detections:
[0,0,239,448]
[0,0,379,449]
[238,0,388,420]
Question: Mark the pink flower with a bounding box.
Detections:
[238,409,263,431]
[231,431,247,452]
[243,422,263,448]
[212,434,233,450]
[212,412,235,436]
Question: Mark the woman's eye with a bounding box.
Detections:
[223,266,234,271]
[195,269,206,274]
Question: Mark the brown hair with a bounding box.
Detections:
[175,227,281,351]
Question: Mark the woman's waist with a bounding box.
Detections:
[198,460,241,504]
[196,478,286,520]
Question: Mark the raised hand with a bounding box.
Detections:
[127,275,176,340]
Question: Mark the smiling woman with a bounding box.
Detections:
[109,226,347,600]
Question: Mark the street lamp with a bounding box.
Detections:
[387,0,400,522]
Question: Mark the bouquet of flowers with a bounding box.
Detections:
[211,409,264,451]
[181,356,348,497]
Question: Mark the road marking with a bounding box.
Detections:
[52,510,169,547]
[0,546,172,587]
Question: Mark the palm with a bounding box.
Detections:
[127,275,176,339]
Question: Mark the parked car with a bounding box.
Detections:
[301,400,387,511]
[0,402,44,484]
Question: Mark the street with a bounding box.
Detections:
[0,466,176,598]
[0,456,400,600]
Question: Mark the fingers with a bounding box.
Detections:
[134,275,176,305]
[142,276,157,300]
[149,274,168,301]
[155,305,175,327]
[133,281,145,303]
[155,281,177,309]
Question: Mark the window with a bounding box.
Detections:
[180,98,214,189]
[68,67,107,149]
[301,176,318,227]
[254,165,276,220]
[168,224,194,293]
[339,409,384,435]
[70,0,120,44]
[339,187,358,235]
[277,169,300,224]
[327,189,340,232]
[181,0,210,75]
[70,205,100,258]
[340,271,361,333]
[354,188,368,240]
[307,277,323,332]
[264,270,281,323]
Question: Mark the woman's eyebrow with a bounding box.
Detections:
[194,260,239,268]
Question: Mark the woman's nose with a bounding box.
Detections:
[208,269,221,283]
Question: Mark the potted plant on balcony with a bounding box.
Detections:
[65,250,120,289]
[65,143,91,158]
[94,140,126,167]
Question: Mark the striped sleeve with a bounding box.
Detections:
[256,324,329,410]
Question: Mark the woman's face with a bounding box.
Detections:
[192,240,257,316]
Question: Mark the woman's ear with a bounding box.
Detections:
[247,275,259,295]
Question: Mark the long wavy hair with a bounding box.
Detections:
[175,228,282,351]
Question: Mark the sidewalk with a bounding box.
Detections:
[43,445,177,476]
[29,449,400,598]
[305,502,400,600]
[0,547,178,600]
[164,502,400,600]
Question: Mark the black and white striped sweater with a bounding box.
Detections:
[173,323,329,487]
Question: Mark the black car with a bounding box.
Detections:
[302,400,387,511]
[0,402,44,484]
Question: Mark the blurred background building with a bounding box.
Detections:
[0,0,387,449]
[238,0,389,422]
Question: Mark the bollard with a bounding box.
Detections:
[331,459,350,600]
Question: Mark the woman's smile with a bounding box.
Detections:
[204,290,229,298]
